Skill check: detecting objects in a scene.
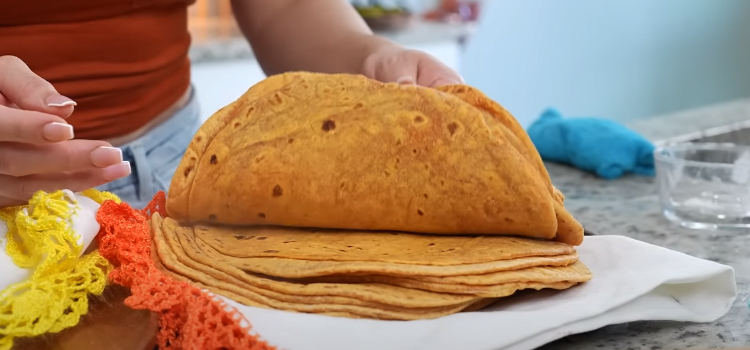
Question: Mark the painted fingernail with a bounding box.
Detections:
[43,122,74,141]
[397,76,416,85]
[46,95,77,107]
[103,161,131,181]
[90,146,123,168]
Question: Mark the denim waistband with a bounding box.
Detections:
[99,86,201,207]
[120,86,200,152]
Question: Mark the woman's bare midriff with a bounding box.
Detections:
[105,87,192,147]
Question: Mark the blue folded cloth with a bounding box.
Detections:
[526,108,655,179]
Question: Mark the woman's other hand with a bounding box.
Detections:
[361,48,464,88]
[0,55,131,207]
[232,0,464,88]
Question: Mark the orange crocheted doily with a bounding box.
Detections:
[96,192,277,350]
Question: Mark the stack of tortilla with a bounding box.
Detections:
[151,215,591,320]
[151,72,593,321]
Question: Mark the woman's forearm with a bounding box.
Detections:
[231,0,400,76]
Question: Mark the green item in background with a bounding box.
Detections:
[353,1,408,18]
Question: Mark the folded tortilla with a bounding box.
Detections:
[167,72,583,245]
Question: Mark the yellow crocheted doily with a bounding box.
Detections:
[0,189,120,350]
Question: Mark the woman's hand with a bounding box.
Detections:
[360,47,464,88]
[0,56,131,207]
[232,0,464,88]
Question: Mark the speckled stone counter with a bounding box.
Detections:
[538,163,749,350]
[536,100,750,349]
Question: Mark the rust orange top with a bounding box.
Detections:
[0,0,194,140]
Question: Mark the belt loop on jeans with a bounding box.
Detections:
[129,140,153,202]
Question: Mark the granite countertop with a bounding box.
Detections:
[188,19,477,64]
[536,100,750,349]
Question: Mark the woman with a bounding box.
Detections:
[0,0,462,209]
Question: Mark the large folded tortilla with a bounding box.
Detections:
[166,72,583,245]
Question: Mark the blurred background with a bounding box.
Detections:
[188,0,750,127]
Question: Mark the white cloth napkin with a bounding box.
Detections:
[216,235,738,350]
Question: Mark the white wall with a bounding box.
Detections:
[461,0,750,127]
[190,60,266,122]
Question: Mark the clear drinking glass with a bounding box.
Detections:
[654,142,750,230]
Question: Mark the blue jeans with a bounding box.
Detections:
[97,87,201,210]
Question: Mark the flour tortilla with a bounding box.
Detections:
[187,227,580,278]
[154,214,479,308]
[295,263,590,297]
[304,261,593,286]
[436,84,583,245]
[153,214,583,320]
[188,219,575,265]
[167,72,582,244]
[299,261,593,287]
[156,215,482,310]
[154,220,481,320]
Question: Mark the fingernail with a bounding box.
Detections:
[90,146,123,168]
[397,76,416,85]
[43,122,74,141]
[46,95,77,107]
[103,161,131,181]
